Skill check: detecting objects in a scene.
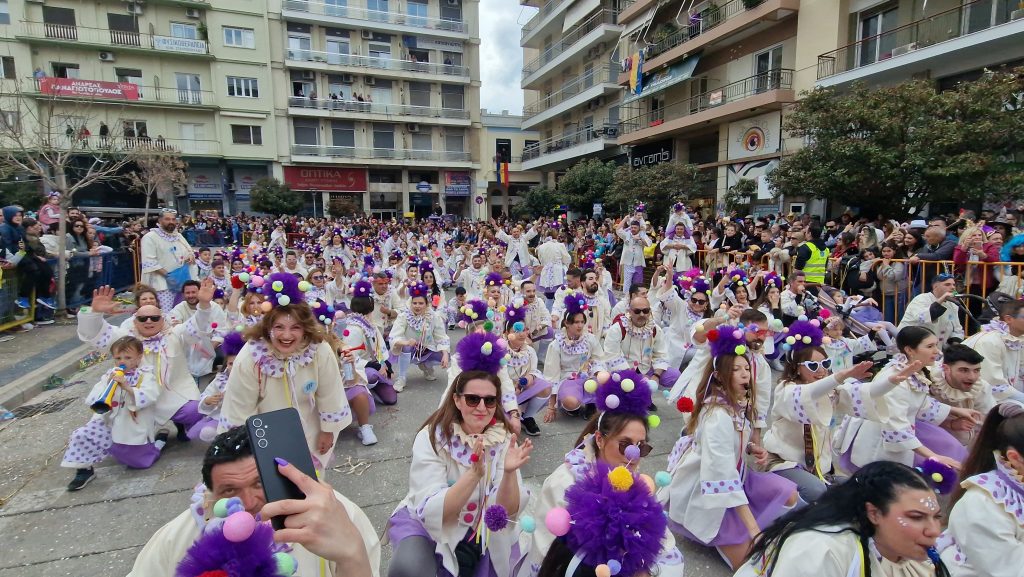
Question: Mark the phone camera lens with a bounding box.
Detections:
[257,438,268,449]
[252,418,263,428]
[255,428,266,438]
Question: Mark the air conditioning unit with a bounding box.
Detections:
[361,30,374,39]
[185,8,202,18]
[603,125,619,137]
[99,51,116,62]
[891,42,918,57]
[127,2,144,14]
[364,76,376,86]
[340,74,355,83]
[446,0,460,6]
[301,70,316,80]
[407,123,420,132]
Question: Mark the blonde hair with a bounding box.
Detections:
[957,224,985,249]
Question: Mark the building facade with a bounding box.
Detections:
[0,0,488,218]
[479,108,541,218]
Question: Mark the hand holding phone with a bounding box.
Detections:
[246,408,319,530]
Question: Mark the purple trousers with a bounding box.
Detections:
[367,366,398,405]
[647,367,682,389]
[187,415,218,442]
[556,377,596,408]
[62,418,161,469]
[170,400,202,428]
[388,507,502,577]
[346,384,376,416]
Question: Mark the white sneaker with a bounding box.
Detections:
[357,424,378,446]
[393,378,405,393]
[422,365,437,381]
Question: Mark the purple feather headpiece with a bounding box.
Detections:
[418,260,435,274]
[673,202,685,213]
[763,272,784,290]
[504,300,527,332]
[920,458,957,494]
[263,272,308,308]
[311,299,336,326]
[707,324,750,358]
[458,299,490,325]
[175,514,285,577]
[408,281,430,300]
[725,268,748,291]
[455,331,507,374]
[352,280,372,298]
[562,291,588,318]
[563,462,668,577]
[221,332,246,357]
[484,272,505,288]
[673,268,704,292]
[595,369,652,417]
[782,319,824,355]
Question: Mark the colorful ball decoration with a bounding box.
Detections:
[623,444,641,461]
[648,415,661,428]
[607,466,634,492]
[583,379,598,393]
[620,378,634,392]
[545,507,572,537]
[604,394,620,409]
[654,471,672,488]
[222,511,257,543]
[520,515,537,533]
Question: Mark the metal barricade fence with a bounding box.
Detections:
[0,274,34,331]
[54,249,139,309]
[183,229,229,247]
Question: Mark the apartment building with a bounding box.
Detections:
[479,108,541,218]
[0,0,484,217]
[519,0,627,184]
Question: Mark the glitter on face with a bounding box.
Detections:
[919,498,939,512]
[896,516,911,528]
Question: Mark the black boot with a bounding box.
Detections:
[67,468,95,491]
[176,422,190,442]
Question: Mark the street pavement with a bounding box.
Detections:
[0,328,733,577]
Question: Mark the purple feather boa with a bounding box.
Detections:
[175,518,281,577]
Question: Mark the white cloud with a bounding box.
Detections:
[479,0,536,114]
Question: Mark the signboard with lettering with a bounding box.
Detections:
[402,35,464,53]
[188,168,223,200]
[283,166,368,192]
[232,168,267,199]
[443,171,471,196]
[630,139,673,168]
[39,77,140,100]
[153,36,208,55]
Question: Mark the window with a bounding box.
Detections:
[123,120,148,139]
[326,38,350,65]
[444,128,464,152]
[495,138,511,162]
[0,110,19,133]
[367,0,389,20]
[523,139,538,155]
[0,1,9,25]
[408,49,429,63]
[442,51,462,67]
[175,72,202,104]
[373,124,394,149]
[107,13,140,46]
[331,121,354,147]
[410,132,432,151]
[223,26,255,48]
[440,0,461,24]
[325,0,347,17]
[116,68,144,97]
[293,119,319,145]
[0,56,14,79]
[441,84,463,109]
[52,62,80,79]
[288,35,311,60]
[368,42,391,60]
[409,82,431,107]
[179,122,206,141]
[966,0,1015,33]
[231,124,263,145]
[371,79,392,104]
[227,76,259,98]
[407,0,428,27]
[857,6,897,66]
[754,45,783,92]
[170,22,198,39]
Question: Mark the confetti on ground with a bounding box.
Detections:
[331,456,372,476]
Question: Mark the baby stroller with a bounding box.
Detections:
[816,286,896,372]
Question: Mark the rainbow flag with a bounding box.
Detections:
[498,161,510,187]
[629,51,644,95]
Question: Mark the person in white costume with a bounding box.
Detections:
[897,273,964,346]
[388,281,450,392]
[494,220,538,280]
[170,280,228,378]
[140,208,196,311]
[661,221,697,272]
[655,270,712,369]
[961,300,1024,398]
[536,232,573,299]
[616,216,651,297]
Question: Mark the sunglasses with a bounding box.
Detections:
[632,308,651,315]
[135,314,162,322]
[800,358,833,372]
[690,298,708,305]
[311,275,324,280]
[459,393,497,408]
[618,439,654,458]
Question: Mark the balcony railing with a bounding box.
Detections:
[288,96,470,119]
[45,134,221,155]
[521,121,618,161]
[619,69,793,134]
[25,78,214,107]
[644,0,764,60]
[282,0,466,34]
[521,0,570,39]
[21,22,210,54]
[817,0,1019,80]
[522,10,619,77]
[285,49,470,77]
[522,65,617,119]
[291,145,472,162]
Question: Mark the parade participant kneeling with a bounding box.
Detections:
[940,401,1024,577]
[386,370,533,577]
[737,461,952,577]
[63,336,162,491]
[221,273,351,471]
[388,281,450,392]
[342,280,398,406]
[523,369,684,577]
[188,332,246,441]
[443,328,523,436]
[128,427,381,577]
[78,280,216,444]
[604,294,680,396]
[543,292,608,421]
[316,297,380,447]
[504,301,552,437]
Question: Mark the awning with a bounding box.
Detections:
[621,53,700,104]
[619,5,657,40]
[562,0,601,32]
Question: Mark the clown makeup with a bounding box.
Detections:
[269,314,305,355]
[868,488,943,563]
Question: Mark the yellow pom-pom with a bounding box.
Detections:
[607,466,634,492]
[583,379,598,393]
[620,378,635,392]
[931,472,943,483]
[802,336,812,344]
[648,414,661,428]
[735,344,747,355]
[785,336,796,345]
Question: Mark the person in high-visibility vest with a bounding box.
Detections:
[796,225,830,284]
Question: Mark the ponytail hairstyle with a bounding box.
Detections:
[747,461,950,577]
[951,401,1024,507]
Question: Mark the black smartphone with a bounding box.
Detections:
[246,408,319,530]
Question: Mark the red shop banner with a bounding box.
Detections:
[39,77,140,100]
[283,166,368,193]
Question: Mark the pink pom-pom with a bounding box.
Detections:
[251,276,265,288]
[820,308,831,319]
[222,511,257,542]
[343,329,351,337]
[545,507,572,537]
[732,329,743,339]
[210,322,218,329]
[810,319,820,327]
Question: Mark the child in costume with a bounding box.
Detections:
[504,301,553,437]
[187,332,246,442]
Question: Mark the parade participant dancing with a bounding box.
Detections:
[140,208,195,311]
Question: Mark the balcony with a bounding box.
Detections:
[43,134,221,156]
[18,22,211,57]
[618,0,799,85]
[287,96,471,124]
[285,49,471,82]
[521,0,570,45]
[281,0,468,38]
[618,69,794,144]
[290,145,474,165]
[521,121,619,170]
[522,65,619,128]
[817,0,1024,87]
[522,10,622,87]
[23,78,216,110]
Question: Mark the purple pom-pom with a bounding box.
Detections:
[707,326,748,358]
[175,517,280,577]
[595,370,652,417]
[263,273,306,310]
[562,291,587,317]
[785,319,824,353]
[484,504,509,532]
[457,299,489,325]
[221,332,246,358]
[920,458,957,495]
[456,332,507,374]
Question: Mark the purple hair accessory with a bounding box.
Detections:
[455,331,507,374]
[458,299,489,325]
[563,462,667,577]
[484,272,505,287]
[408,282,430,299]
[707,324,749,357]
[175,513,283,577]
[263,272,307,308]
[352,280,372,298]
[784,319,824,354]
[418,260,435,274]
[484,504,510,532]
[763,272,784,290]
[221,332,246,357]
[213,288,225,300]
[596,369,652,417]
[919,458,957,495]
[562,291,587,317]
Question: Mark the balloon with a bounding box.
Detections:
[545,507,571,537]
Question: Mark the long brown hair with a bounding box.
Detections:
[686,354,755,436]
[780,346,826,383]
[244,304,325,349]
[574,411,649,453]
[951,403,1024,507]
[420,370,512,455]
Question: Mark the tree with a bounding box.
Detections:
[328,195,360,218]
[127,150,188,223]
[0,79,139,311]
[606,161,705,224]
[250,178,303,215]
[768,69,1024,218]
[0,177,43,210]
[725,178,757,214]
[556,158,615,216]
[511,185,560,220]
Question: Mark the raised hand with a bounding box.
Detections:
[90,285,117,314]
[889,360,924,384]
[197,277,216,305]
[841,360,875,382]
[503,434,533,472]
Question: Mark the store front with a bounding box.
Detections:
[282,166,368,218]
[187,165,225,214]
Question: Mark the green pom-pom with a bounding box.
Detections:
[583,379,598,393]
[655,471,671,487]
[274,551,297,575]
[213,498,230,519]
[271,280,284,291]
[298,281,312,292]
[648,415,661,428]
[735,344,747,355]
[483,320,494,331]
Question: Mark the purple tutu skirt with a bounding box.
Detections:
[516,376,553,404]
[108,442,161,469]
[388,507,499,577]
[187,415,219,441]
[913,419,968,465]
[669,470,797,547]
[388,347,445,366]
[346,384,376,415]
[170,400,202,428]
[556,377,596,407]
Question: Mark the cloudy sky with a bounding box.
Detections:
[479,0,537,114]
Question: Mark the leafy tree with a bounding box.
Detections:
[606,161,704,223]
[328,195,361,218]
[768,70,1024,218]
[556,158,615,216]
[512,185,560,220]
[725,178,757,214]
[250,178,303,215]
[0,179,44,211]
[126,151,188,223]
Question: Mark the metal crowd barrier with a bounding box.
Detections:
[0,274,34,331]
[54,249,139,309]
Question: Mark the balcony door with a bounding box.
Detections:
[175,72,202,104]
[965,0,1015,33]
[288,35,312,61]
[754,45,783,93]
[857,5,898,67]
[179,123,207,153]
[326,38,350,65]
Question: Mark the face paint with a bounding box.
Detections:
[919,498,939,512]
[896,516,911,528]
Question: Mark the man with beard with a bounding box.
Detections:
[519,280,553,345]
[170,280,227,379]
[550,268,584,325]
[140,209,196,311]
[604,295,679,407]
[929,344,998,446]
[579,269,611,335]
